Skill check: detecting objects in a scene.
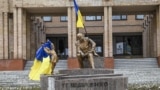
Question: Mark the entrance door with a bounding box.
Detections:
[47,35,68,59]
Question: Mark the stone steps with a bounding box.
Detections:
[114,68,160,84]
[114,58,158,69]
[0,70,40,89]
[24,61,34,70]
[24,60,68,74]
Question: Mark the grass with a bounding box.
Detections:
[0,86,40,90]
[128,83,160,90]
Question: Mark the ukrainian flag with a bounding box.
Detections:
[29,40,53,81]
[73,0,84,28]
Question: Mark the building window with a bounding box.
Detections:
[135,15,144,20]
[43,16,52,22]
[85,16,102,21]
[60,16,68,22]
[112,15,127,20]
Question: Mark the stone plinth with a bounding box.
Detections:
[59,68,114,75]
[0,59,26,70]
[40,69,128,90]
[83,57,104,68]
[104,57,114,69]
[68,57,111,69]
[67,58,81,69]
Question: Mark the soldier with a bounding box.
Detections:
[76,33,99,69]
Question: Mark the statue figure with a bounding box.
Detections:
[76,33,99,69]
[44,42,58,74]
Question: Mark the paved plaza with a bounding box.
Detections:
[1,68,160,88]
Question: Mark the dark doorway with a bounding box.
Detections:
[47,35,68,59]
[113,34,143,58]
[88,35,103,56]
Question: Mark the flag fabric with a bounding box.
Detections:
[29,40,53,81]
[73,0,84,28]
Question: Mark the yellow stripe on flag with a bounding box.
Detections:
[77,10,84,28]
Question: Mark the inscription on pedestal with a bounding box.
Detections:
[40,69,128,90]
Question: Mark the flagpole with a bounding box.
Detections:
[83,24,88,37]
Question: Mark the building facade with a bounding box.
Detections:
[0,0,160,70]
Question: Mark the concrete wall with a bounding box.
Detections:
[44,15,143,34]
[12,0,159,7]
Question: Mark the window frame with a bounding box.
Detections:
[60,16,68,22]
[85,15,102,21]
[112,15,127,21]
[43,16,52,22]
[135,15,144,20]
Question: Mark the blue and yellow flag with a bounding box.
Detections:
[35,40,52,62]
[29,40,53,81]
[73,0,84,28]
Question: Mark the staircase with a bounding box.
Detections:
[114,58,159,69]
[0,70,40,89]
[54,60,68,73]
[24,60,68,73]
[0,60,68,89]
[25,58,158,70]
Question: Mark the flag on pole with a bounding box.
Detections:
[73,0,84,28]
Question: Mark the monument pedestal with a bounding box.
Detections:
[67,58,81,69]
[104,57,114,69]
[67,57,114,69]
[40,69,128,90]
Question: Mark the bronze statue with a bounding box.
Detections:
[44,42,58,74]
[76,33,99,69]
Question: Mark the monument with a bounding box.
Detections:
[40,33,128,90]
[76,33,99,69]
[40,69,128,90]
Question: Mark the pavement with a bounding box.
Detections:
[1,68,160,89]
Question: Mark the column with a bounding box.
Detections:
[103,6,114,69]
[157,6,160,56]
[17,8,23,59]
[8,13,14,59]
[72,7,77,58]
[156,5,160,66]
[103,6,108,57]
[0,12,4,59]
[152,14,157,57]
[143,26,147,57]
[22,10,27,60]
[67,7,80,69]
[30,20,36,60]
[67,7,72,58]
[156,6,160,66]
[13,8,18,59]
[26,14,31,60]
[108,6,113,57]
[3,12,9,59]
